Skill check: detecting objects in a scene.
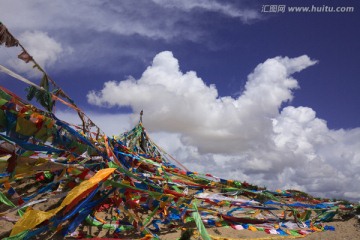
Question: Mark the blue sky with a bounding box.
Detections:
[1,0,360,200]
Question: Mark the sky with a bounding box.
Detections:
[0,0,360,201]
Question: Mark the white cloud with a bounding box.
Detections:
[87,51,317,154]
[86,51,360,201]
[5,31,72,77]
[151,0,261,23]
[0,0,260,41]
[0,0,262,73]
[55,110,133,137]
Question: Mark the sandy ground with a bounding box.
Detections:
[1,207,359,239]
[70,217,360,240]
[1,182,359,240]
[1,180,359,240]
[61,216,360,239]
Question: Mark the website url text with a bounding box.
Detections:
[261,5,355,13]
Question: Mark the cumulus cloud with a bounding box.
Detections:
[6,31,72,77]
[87,51,360,201]
[87,51,317,154]
[55,110,133,137]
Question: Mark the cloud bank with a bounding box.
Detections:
[0,0,261,75]
[0,0,260,39]
[87,51,360,201]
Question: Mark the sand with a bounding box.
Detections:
[2,213,359,239]
[1,183,359,240]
